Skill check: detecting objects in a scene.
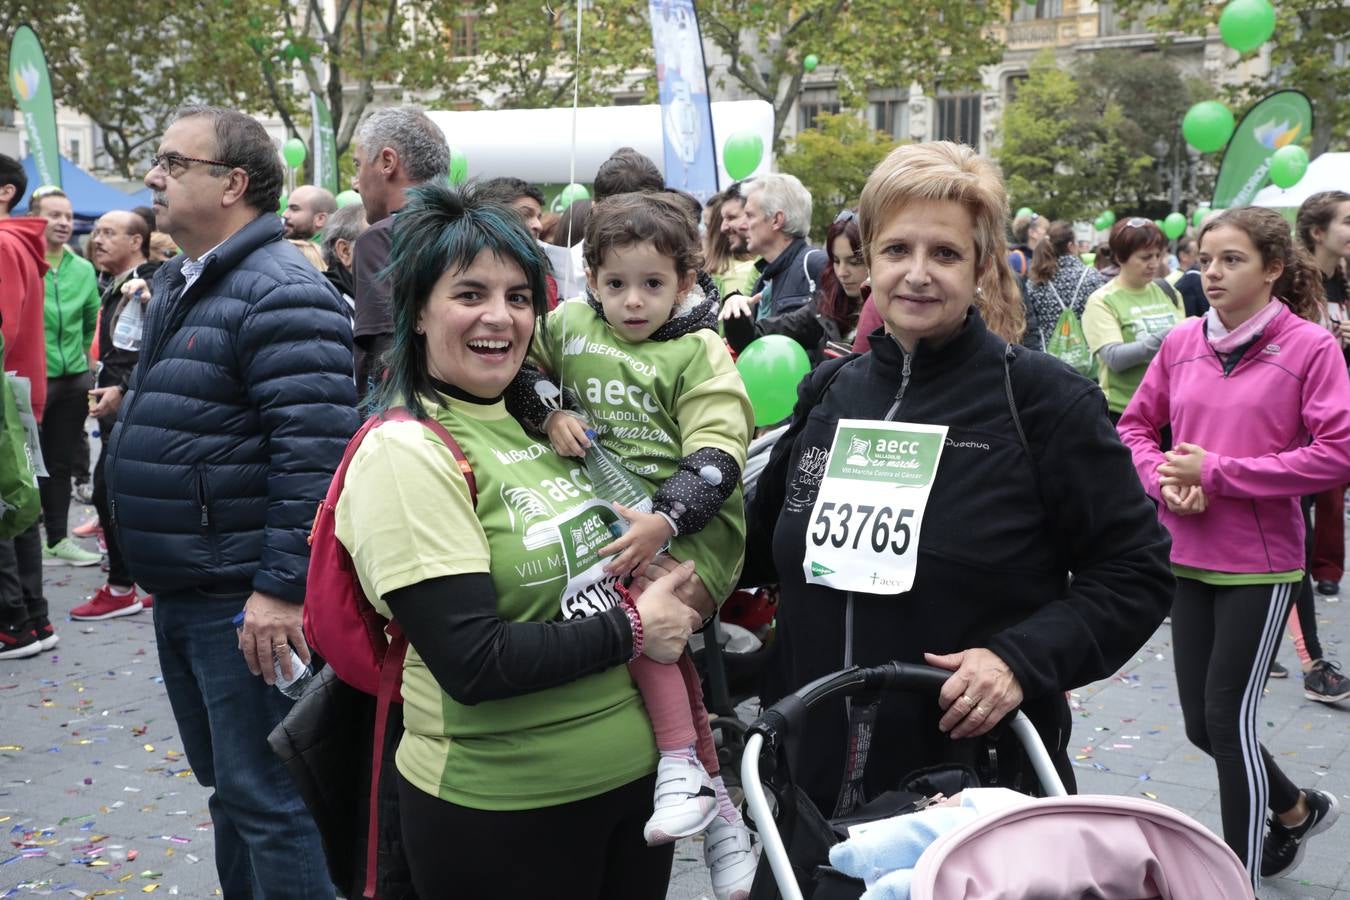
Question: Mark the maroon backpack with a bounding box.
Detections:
[302,406,475,898]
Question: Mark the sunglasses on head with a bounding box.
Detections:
[834,208,857,225]
[1121,217,1151,228]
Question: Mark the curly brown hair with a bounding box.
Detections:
[1199,206,1326,322]
[583,191,704,278]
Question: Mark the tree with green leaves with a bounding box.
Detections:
[699,0,1003,149]
[1,0,272,177]
[777,112,895,241]
[1112,0,1349,155]
[461,0,656,109]
[993,50,1156,221]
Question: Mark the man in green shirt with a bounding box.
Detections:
[29,188,101,566]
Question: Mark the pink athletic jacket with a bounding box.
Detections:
[1118,303,1350,575]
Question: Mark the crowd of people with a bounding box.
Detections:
[0,100,1347,899]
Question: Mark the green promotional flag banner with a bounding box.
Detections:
[1211,91,1313,209]
[310,91,339,194]
[8,26,61,189]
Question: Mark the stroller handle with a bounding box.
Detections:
[750,662,950,747]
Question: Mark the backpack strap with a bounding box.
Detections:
[1070,265,1092,307]
[364,620,408,900]
[1153,277,1181,310]
[802,247,826,296]
[379,407,477,506]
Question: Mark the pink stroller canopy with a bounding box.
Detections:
[909,794,1254,900]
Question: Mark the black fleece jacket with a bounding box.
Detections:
[744,310,1173,809]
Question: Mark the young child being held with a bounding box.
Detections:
[506,191,758,900]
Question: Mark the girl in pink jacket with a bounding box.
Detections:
[1118,206,1349,888]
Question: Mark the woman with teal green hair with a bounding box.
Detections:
[337,182,711,896]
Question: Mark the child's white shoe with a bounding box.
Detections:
[643,755,718,845]
[704,815,759,900]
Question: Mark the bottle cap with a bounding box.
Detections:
[585,429,598,440]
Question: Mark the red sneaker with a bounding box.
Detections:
[141,594,153,610]
[71,585,144,621]
[72,517,103,539]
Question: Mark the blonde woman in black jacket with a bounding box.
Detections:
[742,142,1174,811]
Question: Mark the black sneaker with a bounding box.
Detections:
[0,623,41,660]
[1269,659,1289,679]
[1304,660,1350,704]
[1315,580,1340,596]
[28,616,58,651]
[1261,788,1340,877]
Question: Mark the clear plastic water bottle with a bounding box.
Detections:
[112,288,146,351]
[582,429,652,536]
[231,611,313,699]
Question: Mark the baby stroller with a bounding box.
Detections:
[742,662,1254,900]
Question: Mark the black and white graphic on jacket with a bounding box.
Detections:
[786,445,829,513]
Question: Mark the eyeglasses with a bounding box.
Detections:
[149,152,235,179]
[834,208,858,224]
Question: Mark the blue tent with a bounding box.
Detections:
[14,154,152,220]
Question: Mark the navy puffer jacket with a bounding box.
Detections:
[106,213,359,603]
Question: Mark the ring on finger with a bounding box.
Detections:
[959,694,977,709]
[975,704,991,716]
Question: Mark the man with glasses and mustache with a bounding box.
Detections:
[104,106,358,899]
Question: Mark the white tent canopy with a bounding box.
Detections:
[1250,152,1349,208]
[424,99,775,186]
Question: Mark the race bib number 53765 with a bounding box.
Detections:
[803,420,947,595]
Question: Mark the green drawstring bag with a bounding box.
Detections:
[0,335,42,539]
[1042,270,1098,379]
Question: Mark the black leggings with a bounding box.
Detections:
[1172,577,1302,884]
[38,371,93,544]
[397,770,672,899]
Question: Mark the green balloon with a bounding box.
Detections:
[282,137,307,169]
[1014,207,1034,219]
[1192,206,1212,228]
[723,131,764,180]
[277,191,288,215]
[736,335,810,426]
[803,54,819,72]
[1219,0,1276,54]
[1154,219,1165,232]
[1094,215,1110,231]
[449,148,468,185]
[1269,144,1309,189]
[558,183,591,210]
[1182,101,1236,153]
[336,189,361,209]
[1162,212,1187,240]
[1100,210,1116,227]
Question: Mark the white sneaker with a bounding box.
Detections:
[643,755,718,846]
[704,815,759,900]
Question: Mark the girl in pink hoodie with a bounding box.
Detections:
[1118,207,1350,888]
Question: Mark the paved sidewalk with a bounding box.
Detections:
[2,511,1348,897]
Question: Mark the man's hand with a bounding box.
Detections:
[237,591,310,684]
[718,292,759,322]
[88,386,123,419]
[121,278,150,303]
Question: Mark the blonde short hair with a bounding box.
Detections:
[858,142,1025,344]
[289,239,327,272]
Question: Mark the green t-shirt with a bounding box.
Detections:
[532,300,754,602]
[334,396,658,810]
[1081,280,1184,413]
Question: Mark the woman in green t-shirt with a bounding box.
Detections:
[335,183,711,898]
[1082,218,1185,422]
